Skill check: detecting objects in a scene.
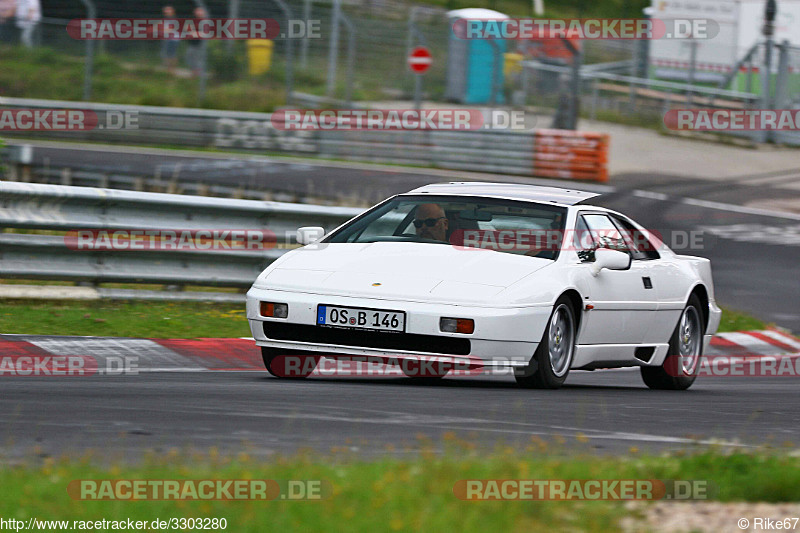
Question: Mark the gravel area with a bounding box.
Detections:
[623,502,800,532]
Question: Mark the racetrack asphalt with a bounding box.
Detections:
[3,142,800,461]
[1,370,798,462]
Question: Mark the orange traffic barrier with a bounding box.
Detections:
[533,130,609,183]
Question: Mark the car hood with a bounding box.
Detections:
[254,242,552,304]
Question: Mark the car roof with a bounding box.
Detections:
[402,182,601,206]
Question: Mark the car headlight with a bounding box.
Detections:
[440,317,474,334]
[260,302,288,319]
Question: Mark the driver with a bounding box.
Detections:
[413,203,449,242]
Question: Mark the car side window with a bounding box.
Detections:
[573,215,597,262]
[579,214,632,261]
[608,215,661,260]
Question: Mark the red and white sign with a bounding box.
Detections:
[408,46,432,73]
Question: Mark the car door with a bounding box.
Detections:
[606,213,686,344]
[573,212,658,345]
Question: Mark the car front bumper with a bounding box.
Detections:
[246,286,553,367]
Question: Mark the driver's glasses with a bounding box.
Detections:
[413,217,445,228]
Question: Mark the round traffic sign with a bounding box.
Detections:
[408,46,432,74]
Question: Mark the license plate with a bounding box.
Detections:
[317,305,405,332]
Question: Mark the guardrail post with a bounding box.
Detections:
[7,144,33,182]
[80,0,96,101]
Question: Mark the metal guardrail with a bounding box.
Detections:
[8,167,296,202]
[0,182,363,288]
[0,96,552,178]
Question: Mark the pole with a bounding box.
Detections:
[327,0,341,97]
[272,0,294,105]
[561,37,581,130]
[773,40,790,108]
[570,45,581,129]
[408,23,427,105]
[301,0,311,68]
[227,0,239,56]
[406,7,420,81]
[760,0,777,142]
[414,73,422,111]
[340,13,356,106]
[687,40,697,107]
[80,0,96,101]
[191,1,210,104]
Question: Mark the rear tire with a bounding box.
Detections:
[641,294,704,390]
[261,347,320,378]
[515,296,576,390]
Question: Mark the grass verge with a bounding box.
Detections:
[1,448,799,532]
[717,307,770,334]
[0,299,249,338]
[0,298,773,338]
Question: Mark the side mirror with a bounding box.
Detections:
[590,248,631,277]
[296,226,325,245]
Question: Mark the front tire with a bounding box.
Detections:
[641,294,705,390]
[515,297,576,389]
[261,347,320,378]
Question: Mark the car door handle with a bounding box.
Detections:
[642,277,653,289]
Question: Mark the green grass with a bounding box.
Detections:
[0,298,771,338]
[718,307,769,333]
[0,45,288,112]
[1,448,799,532]
[0,299,249,338]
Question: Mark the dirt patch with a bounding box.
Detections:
[623,501,800,532]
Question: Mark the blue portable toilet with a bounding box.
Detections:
[446,8,508,104]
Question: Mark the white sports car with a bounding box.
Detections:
[246,182,721,390]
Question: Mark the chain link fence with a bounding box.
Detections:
[2,1,800,145]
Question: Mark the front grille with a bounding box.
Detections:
[262,322,471,356]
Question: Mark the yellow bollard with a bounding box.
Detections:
[504,52,523,76]
[247,39,273,75]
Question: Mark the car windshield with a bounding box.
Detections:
[325,195,568,259]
